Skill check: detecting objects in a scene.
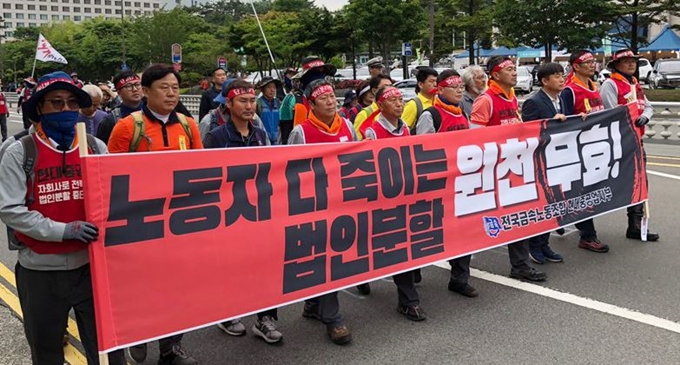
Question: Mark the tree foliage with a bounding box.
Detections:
[610,0,680,53]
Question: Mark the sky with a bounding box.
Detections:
[314,0,348,11]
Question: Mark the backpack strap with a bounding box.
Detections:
[129,111,146,152]
[414,97,424,120]
[19,135,37,206]
[176,113,194,149]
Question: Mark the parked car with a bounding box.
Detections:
[649,59,680,89]
[516,66,534,94]
[637,57,654,83]
[393,78,417,100]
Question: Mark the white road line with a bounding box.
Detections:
[432,262,680,335]
[648,170,680,181]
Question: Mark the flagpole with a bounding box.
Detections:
[31,58,37,79]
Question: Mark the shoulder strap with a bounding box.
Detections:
[129,111,146,152]
[175,113,194,149]
[19,135,37,205]
[414,97,424,119]
[428,106,442,132]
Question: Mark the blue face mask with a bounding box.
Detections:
[40,111,79,151]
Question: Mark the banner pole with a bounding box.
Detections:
[249,0,283,81]
[30,58,37,79]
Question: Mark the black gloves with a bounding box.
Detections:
[635,116,649,127]
[63,221,99,244]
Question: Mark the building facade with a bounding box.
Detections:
[1,0,162,41]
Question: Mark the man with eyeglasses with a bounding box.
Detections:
[96,70,144,144]
[107,64,202,365]
[0,71,120,364]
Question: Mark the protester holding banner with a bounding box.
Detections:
[107,64,200,365]
[415,69,477,297]
[470,56,547,282]
[0,71,120,365]
[353,74,393,140]
[521,63,569,264]
[288,79,355,345]
[600,49,659,242]
[363,85,428,321]
[558,50,610,253]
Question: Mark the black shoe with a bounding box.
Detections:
[414,269,422,283]
[448,281,478,298]
[397,305,427,321]
[356,283,371,295]
[302,302,321,320]
[626,228,660,242]
[510,269,547,282]
[555,228,566,235]
[128,343,148,363]
[158,344,197,365]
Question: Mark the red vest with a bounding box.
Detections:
[485,91,521,126]
[610,74,646,137]
[565,81,604,114]
[366,120,410,139]
[14,135,88,255]
[300,118,354,144]
[0,93,7,114]
[433,105,470,132]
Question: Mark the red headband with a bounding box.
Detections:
[377,88,402,102]
[614,50,635,60]
[36,78,75,92]
[115,76,140,90]
[304,60,325,71]
[574,52,594,64]
[438,76,463,88]
[309,84,334,101]
[227,88,256,99]
[491,60,514,74]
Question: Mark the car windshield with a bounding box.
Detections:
[659,61,680,73]
[518,67,530,76]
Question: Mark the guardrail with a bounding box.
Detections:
[4,92,680,142]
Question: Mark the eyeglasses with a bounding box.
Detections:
[121,83,142,91]
[42,98,80,110]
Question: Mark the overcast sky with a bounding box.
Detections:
[314,0,348,11]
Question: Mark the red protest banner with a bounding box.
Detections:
[82,105,646,352]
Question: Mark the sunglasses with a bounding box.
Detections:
[42,98,80,110]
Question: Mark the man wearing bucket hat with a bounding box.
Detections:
[279,56,337,144]
[256,76,283,144]
[0,71,116,364]
[601,49,659,242]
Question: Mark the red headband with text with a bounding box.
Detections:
[574,52,594,65]
[227,88,256,99]
[309,84,334,101]
[303,60,325,71]
[491,60,514,74]
[614,50,636,60]
[438,75,463,88]
[377,87,402,102]
[36,78,75,92]
[116,76,141,91]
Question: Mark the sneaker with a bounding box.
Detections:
[542,246,564,263]
[509,268,547,282]
[302,302,321,320]
[448,281,479,298]
[414,269,422,284]
[578,237,609,253]
[217,318,246,336]
[528,248,545,264]
[158,344,197,365]
[252,316,283,344]
[397,305,427,321]
[327,324,352,345]
[356,283,371,295]
[128,343,148,363]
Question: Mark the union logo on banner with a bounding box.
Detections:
[35,34,68,65]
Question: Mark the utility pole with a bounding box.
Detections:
[121,0,126,67]
[428,0,435,67]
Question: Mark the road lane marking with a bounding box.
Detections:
[648,155,680,161]
[648,162,680,168]
[0,280,87,365]
[0,262,82,347]
[432,263,680,335]
[648,170,680,181]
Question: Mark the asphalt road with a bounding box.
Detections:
[1,114,680,364]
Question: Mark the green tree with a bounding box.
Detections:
[495,0,613,61]
[345,0,426,67]
[610,0,680,53]
[192,0,272,27]
[272,0,314,12]
[439,0,494,66]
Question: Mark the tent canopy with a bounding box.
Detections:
[640,26,680,52]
